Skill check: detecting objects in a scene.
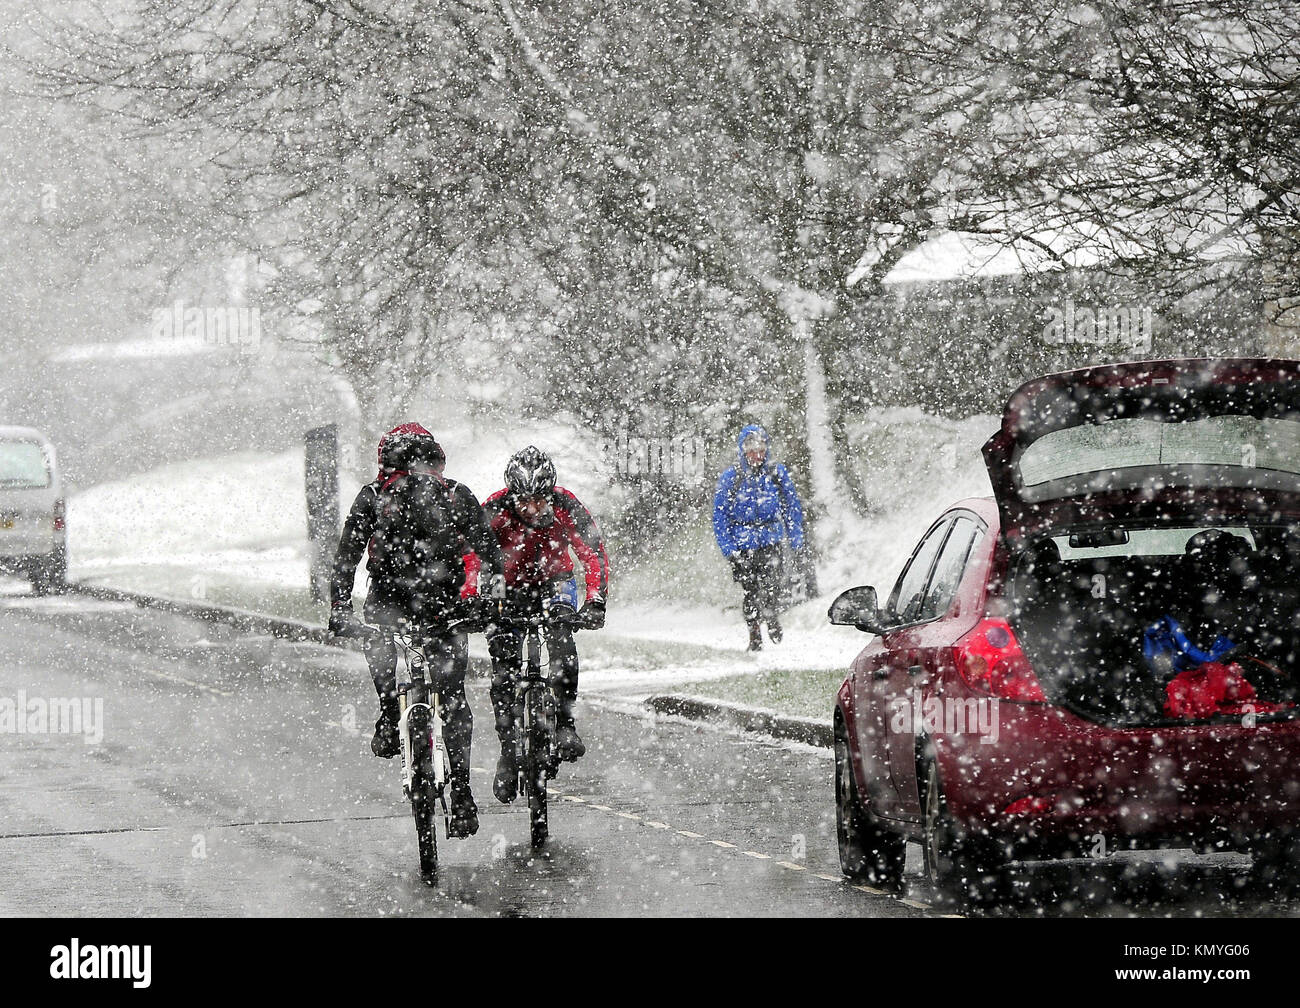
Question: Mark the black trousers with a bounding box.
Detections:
[363,592,472,789]
[733,545,784,624]
[487,626,580,741]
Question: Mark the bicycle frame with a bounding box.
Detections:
[390,639,447,795]
[489,595,576,846]
[513,619,559,783]
[339,609,475,881]
[393,631,449,811]
[383,625,458,879]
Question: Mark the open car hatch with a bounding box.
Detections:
[982,358,1300,537]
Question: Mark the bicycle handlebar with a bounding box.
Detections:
[330,618,382,642]
[334,609,482,642]
[477,600,584,631]
[331,599,597,640]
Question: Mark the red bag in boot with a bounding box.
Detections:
[1164,661,1286,718]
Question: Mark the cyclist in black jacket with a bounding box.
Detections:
[329,423,504,838]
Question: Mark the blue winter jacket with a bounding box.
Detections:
[713,424,806,558]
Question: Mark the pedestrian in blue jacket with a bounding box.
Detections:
[713,424,806,651]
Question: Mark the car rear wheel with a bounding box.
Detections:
[1250,831,1300,896]
[30,548,67,596]
[835,720,904,890]
[922,757,1007,910]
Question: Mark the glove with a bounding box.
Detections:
[329,604,357,637]
[548,599,578,623]
[728,555,745,583]
[578,599,606,630]
[468,593,511,633]
[487,573,507,600]
[449,597,485,633]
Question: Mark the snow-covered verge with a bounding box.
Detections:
[70,450,312,566]
[823,406,999,595]
[64,408,1000,712]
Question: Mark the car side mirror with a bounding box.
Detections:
[828,586,887,634]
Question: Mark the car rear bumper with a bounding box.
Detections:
[0,500,59,557]
[936,700,1300,850]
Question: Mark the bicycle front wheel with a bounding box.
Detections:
[522,690,550,848]
[412,770,439,880]
[407,704,438,881]
[525,720,549,848]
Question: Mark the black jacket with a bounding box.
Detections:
[331,472,504,610]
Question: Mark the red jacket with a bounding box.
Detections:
[463,486,609,602]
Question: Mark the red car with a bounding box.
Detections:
[831,358,1300,907]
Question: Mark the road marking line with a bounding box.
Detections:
[835,878,942,915]
[142,668,232,697]
[527,782,948,914]
[0,825,168,840]
[536,797,949,916]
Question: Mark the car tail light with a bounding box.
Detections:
[1004,796,1055,816]
[954,618,1046,702]
[53,498,65,532]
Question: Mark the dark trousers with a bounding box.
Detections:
[487,626,580,742]
[363,593,472,790]
[733,545,784,624]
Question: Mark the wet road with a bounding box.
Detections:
[0,590,1295,917]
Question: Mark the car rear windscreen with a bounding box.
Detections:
[0,440,50,488]
[1018,415,1300,487]
[1053,525,1257,559]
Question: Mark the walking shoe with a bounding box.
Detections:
[447,786,479,838]
[767,616,783,644]
[371,713,400,759]
[493,747,518,803]
[747,621,763,652]
[556,724,586,762]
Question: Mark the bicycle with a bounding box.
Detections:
[339,611,476,882]
[485,595,584,848]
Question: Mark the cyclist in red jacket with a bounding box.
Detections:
[467,446,610,804]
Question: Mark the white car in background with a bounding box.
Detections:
[0,426,67,594]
